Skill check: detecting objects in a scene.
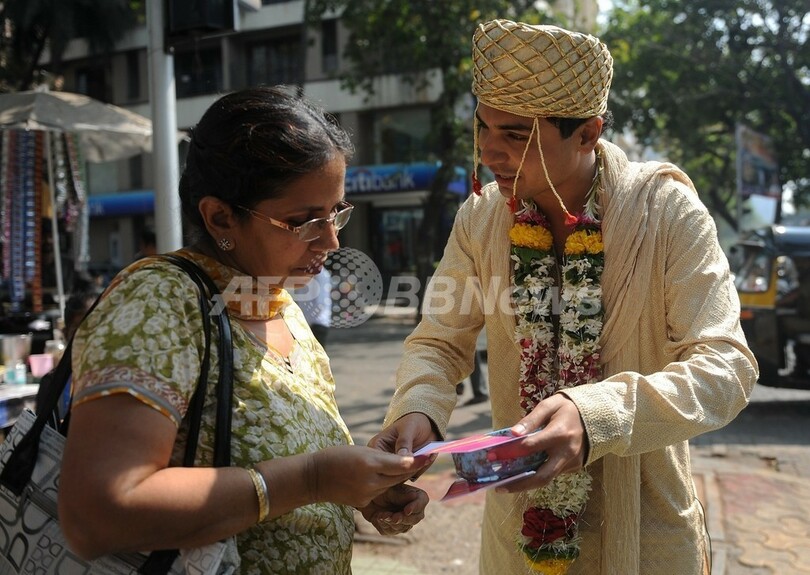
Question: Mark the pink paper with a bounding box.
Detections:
[414,432,519,456]
[440,470,536,501]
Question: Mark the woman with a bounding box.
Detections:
[59,87,430,574]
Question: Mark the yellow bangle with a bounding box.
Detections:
[246,468,270,523]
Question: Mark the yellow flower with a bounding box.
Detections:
[523,556,575,574]
[564,230,603,255]
[510,223,553,251]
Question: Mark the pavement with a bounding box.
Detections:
[327,305,810,575]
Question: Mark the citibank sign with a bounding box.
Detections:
[87,164,468,218]
[345,163,467,196]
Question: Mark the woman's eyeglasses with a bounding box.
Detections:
[237,201,354,242]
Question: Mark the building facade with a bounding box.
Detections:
[53,0,597,282]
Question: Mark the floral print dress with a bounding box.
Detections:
[72,249,354,574]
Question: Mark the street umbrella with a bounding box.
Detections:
[0,89,153,163]
[0,89,155,319]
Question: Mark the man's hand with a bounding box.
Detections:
[369,412,440,481]
[368,412,439,455]
[484,394,588,493]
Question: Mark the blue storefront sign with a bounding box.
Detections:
[345,163,467,196]
[88,189,155,217]
[87,163,467,217]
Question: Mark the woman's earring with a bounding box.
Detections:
[217,237,233,251]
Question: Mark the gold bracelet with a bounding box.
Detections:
[246,468,270,523]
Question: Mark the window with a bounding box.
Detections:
[175,46,223,97]
[248,36,301,86]
[373,207,424,291]
[126,51,141,101]
[375,107,433,164]
[129,155,143,189]
[75,66,108,101]
[734,249,771,293]
[321,19,338,74]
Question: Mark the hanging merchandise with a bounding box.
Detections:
[1,133,12,294]
[0,132,8,281]
[0,130,87,315]
[30,132,44,312]
[0,131,44,312]
[0,89,156,320]
[64,134,90,273]
[51,133,69,214]
[8,132,29,312]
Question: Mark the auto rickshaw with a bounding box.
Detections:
[731,224,810,389]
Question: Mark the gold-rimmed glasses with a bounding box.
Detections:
[237,201,354,242]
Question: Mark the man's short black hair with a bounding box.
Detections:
[548,110,614,139]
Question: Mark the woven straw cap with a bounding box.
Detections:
[472,19,613,118]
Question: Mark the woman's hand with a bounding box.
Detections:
[309,445,431,508]
[359,483,429,536]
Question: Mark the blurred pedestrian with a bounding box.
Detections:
[293,267,332,348]
[133,229,157,260]
[456,350,489,405]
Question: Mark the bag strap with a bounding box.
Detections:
[162,254,234,468]
[139,255,235,575]
[0,254,234,575]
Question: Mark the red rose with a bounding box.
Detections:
[521,507,578,549]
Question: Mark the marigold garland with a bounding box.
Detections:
[510,182,604,573]
[510,223,553,252]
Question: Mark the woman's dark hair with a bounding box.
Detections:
[548,110,614,139]
[179,86,355,237]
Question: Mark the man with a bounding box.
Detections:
[372,19,757,574]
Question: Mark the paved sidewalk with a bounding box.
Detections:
[329,310,810,574]
[691,451,810,575]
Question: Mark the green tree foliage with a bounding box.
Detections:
[601,0,809,227]
[305,0,546,309]
[0,0,141,92]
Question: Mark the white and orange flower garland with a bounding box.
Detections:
[508,192,604,574]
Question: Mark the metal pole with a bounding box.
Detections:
[146,0,183,252]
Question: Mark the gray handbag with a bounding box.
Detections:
[0,255,236,574]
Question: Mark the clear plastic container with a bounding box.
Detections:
[4,361,28,385]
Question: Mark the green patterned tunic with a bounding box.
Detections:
[72,250,354,574]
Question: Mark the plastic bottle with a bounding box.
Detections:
[12,361,27,385]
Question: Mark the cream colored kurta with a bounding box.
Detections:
[384,140,758,574]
